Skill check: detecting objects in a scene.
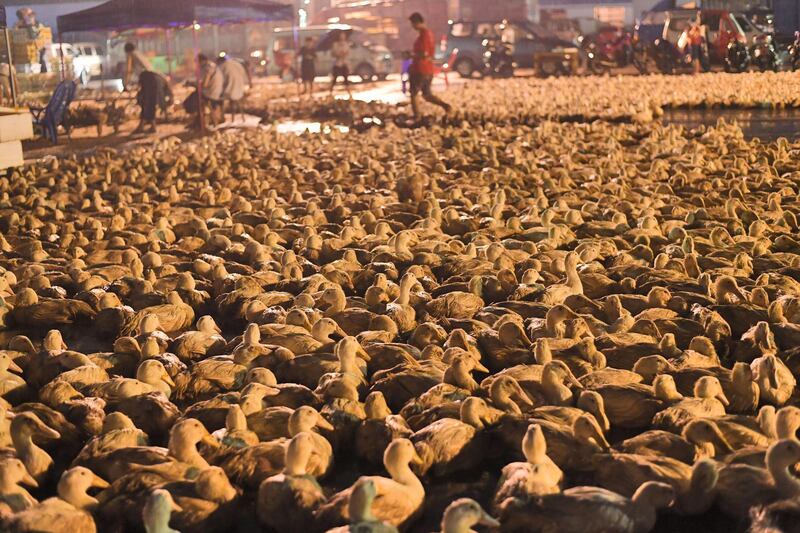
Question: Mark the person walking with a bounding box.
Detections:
[124,42,169,134]
[299,37,317,97]
[687,16,705,74]
[330,31,352,98]
[408,12,451,119]
[217,55,250,123]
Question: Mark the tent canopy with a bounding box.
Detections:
[57,0,293,34]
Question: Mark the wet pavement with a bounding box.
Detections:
[661,107,800,141]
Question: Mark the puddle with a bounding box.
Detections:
[661,107,800,141]
[274,121,350,135]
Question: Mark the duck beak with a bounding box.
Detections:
[39,426,61,440]
[411,449,425,466]
[171,500,184,513]
[598,412,611,433]
[716,389,730,407]
[316,417,335,431]
[566,371,583,389]
[473,358,490,374]
[479,510,501,528]
[7,359,22,373]
[91,474,110,489]
[162,372,176,387]
[202,433,221,448]
[711,425,734,454]
[21,471,38,488]
[513,383,533,407]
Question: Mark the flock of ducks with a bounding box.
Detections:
[1,95,800,533]
[439,72,800,124]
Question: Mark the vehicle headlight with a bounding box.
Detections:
[484,51,491,58]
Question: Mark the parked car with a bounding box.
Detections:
[440,19,578,78]
[71,42,105,84]
[637,9,748,67]
[269,25,393,81]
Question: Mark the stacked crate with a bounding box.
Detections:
[0,26,53,65]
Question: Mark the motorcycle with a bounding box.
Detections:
[725,39,750,73]
[788,32,800,71]
[583,31,648,74]
[652,37,710,74]
[481,37,515,78]
[751,34,778,72]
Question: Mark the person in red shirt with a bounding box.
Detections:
[409,12,451,119]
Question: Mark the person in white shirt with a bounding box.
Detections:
[217,55,250,122]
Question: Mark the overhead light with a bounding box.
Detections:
[193,23,201,30]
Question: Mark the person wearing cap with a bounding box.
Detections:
[408,12,451,119]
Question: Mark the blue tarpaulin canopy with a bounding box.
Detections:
[57,0,293,33]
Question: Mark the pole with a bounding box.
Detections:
[191,21,205,133]
[58,34,65,81]
[2,27,17,107]
[165,28,173,81]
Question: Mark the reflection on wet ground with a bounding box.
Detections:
[661,108,800,141]
[274,109,798,142]
[273,121,350,135]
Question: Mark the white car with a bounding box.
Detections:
[40,42,104,84]
[71,42,105,84]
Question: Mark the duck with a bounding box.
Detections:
[439,498,500,533]
[257,432,327,532]
[314,438,425,530]
[3,466,109,533]
[170,316,227,362]
[0,457,38,513]
[716,438,800,519]
[651,375,730,432]
[325,478,399,533]
[410,396,492,477]
[499,481,675,533]
[4,412,61,484]
[493,424,563,513]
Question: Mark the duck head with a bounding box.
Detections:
[542,361,582,405]
[57,466,109,511]
[136,359,174,396]
[167,418,218,469]
[441,498,499,533]
[776,406,800,440]
[632,481,675,511]
[384,438,423,487]
[693,376,729,407]
[311,317,346,344]
[534,338,553,365]
[521,424,549,464]
[0,353,22,374]
[365,391,392,419]
[102,412,137,433]
[572,414,610,451]
[348,478,380,524]
[490,375,533,414]
[288,406,334,436]
[459,397,494,430]
[283,432,315,477]
[195,466,237,503]
[632,355,676,384]
[682,419,733,456]
[766,439,800,495]
[0,457,38,492]
[653,374,683,402]
[196,316,221,334]
[577,390,610,432]
[544,305,578,338]
[143,489,183,533]
[714,276,747,305]
[498,320,531,349]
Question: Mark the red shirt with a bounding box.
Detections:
[411,28,435,75]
